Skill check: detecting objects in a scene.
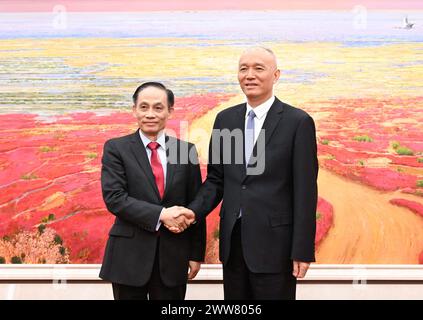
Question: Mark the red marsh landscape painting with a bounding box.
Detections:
[0,0,422,264]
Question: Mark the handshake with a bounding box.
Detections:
[160,206,197,233]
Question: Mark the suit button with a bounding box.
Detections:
[242,185,247,190]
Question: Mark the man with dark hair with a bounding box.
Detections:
[131,82,175,107]
[99,82,205,300]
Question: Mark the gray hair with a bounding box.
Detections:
[241,46,279,68]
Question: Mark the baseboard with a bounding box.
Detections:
[1,264,422,281]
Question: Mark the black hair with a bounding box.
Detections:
[132,82,174,108]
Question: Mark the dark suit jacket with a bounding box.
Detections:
[99,130,206,287]
[189,97,318,273]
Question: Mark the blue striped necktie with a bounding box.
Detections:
[245,110,256,167]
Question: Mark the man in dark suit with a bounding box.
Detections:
[99,82,206,300]
[181,47,318,300]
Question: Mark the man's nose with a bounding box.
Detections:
[246,69,255,79]
[146,109,156,118]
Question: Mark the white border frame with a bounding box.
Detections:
[1,264,422,281]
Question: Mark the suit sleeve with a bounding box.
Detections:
[101,139,163,232]
[187,115,224,219]
[291,115,319,262]
[187,144,206,262]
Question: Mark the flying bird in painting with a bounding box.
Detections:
[402,16,414,29]
[394,16,415,30]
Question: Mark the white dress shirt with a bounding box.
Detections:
[138,130,167,231]
[245,95,275,144]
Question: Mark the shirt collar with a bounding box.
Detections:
[246,96,275,120]
[138,129,166,149]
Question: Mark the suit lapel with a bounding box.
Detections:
[162,135,177,201]
[253,97,284,163]
[129,130,161,200]
[236,104,247,177]
[243,98,284,181]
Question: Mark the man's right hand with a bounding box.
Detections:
[160,206,196,233]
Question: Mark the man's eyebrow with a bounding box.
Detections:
[239,63,266,67]
[138,101,164,106]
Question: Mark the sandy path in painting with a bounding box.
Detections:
[317,168,423,264]
[188,94,244,161]
[187,95,244,262]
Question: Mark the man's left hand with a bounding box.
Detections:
[188,261,201,280]
[292,261,310,278]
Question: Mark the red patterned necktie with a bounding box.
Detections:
[147,142,164,199]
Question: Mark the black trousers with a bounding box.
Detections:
[223,219,297,300]
[112,239,186,300]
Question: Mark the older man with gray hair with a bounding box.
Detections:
[179,46,319,300]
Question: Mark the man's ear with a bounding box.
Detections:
[168,106,175,118]
[274,69,281,83]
